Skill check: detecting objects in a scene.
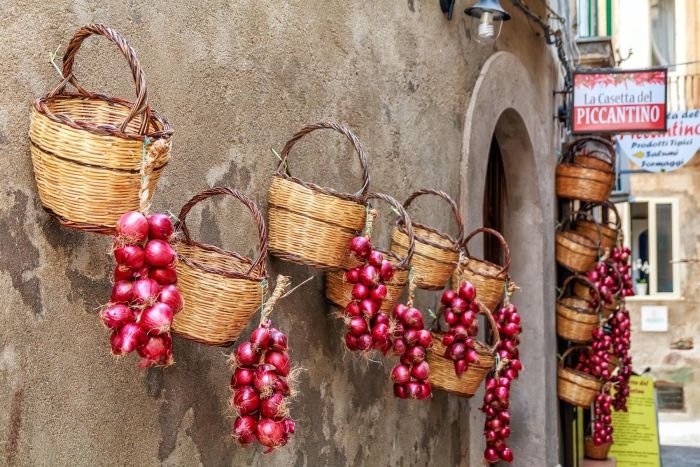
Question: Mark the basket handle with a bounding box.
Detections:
[367,192,415,268]
[557,274,602,316]
[401,189,464,248]
[479,300,501,354]
[561,136,616,168]
[559,345,591,370]
[580,200,622,232]
[47,24,150,135]
[176,187,268,276]
[462,228,511,277]
[560,210,602,250]
[277,122,370,201]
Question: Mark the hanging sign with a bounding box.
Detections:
[617,109,700,172]
[572,69,668,134]
[608,376,661,467]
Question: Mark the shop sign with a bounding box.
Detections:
[641,306,669,332]
[609,376,661,467]
[572,69,668,134]
[617,109,700,172]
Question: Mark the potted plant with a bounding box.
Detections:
[635,278,648,296]
[633,259,650,295]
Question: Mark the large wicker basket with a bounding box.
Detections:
[30,24,173,234]
[452,228,510,312]
[556,137,616,204]
[268,122,369,271]
[427,301,498,398]
[556,275,601,343]
[584,439,612,460]
[172,188,268,347]
[556,211,601,273]
[558,346,602,407]
[390,189,464,291]
[575,201,621,256]
[325,192,415,314]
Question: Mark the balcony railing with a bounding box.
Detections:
[667,73,700,112]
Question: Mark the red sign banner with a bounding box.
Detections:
[572,70,668,134]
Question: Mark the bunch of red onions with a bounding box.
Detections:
[102,211,183,369]
[390,303,433,400]
[575,328,613,380]
[439,282,480,375]
[609,306,632,411]
[481,301,522,464]
[343,236,396,355]
[586,262,621,308]
[590,387,614,447]
[611,246,634,297]
[230,320,295,453]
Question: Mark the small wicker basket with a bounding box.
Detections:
[584,439,612,460]
[558,346,602,407]
[325,192,415,314]
[556,275,601,344]
[390,189,464,291]
[572,262,622,319]
[30,24,173,234]
[172,188,268,347]
[427,300,498,398]
[268,122,370,271]
[452,228,510,312]
[575,202,621,256]
[556,137,616,204]
[556,211,601,273]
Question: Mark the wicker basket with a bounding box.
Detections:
[556,211,601,273]
[572,262,622,318]
[29,24,173,234]
[172,188,268,347]
[268,122,370,271]
[390,189,464,291]
[575,202,621,255]
[325,192,414,314]
[558,346,602,407]
[584,439,612,460]
[427,301,498,398]
[452,228,510,312]
[556,137,616,204]
[556,276,601,343]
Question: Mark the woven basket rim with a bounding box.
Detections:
[395,220,459,253]
[177,241,267,282]
[272,172,367,206]
[462,228,510,278]
[557,298,599,316]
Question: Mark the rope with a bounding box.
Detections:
[364,207,377,238]
[138,136,152,214]
[259,276,288,326]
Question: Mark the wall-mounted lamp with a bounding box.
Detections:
[439,0,457,20]
[464,0,511,44]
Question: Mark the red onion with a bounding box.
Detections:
[404,328,419,345]
[256,418,286,448]
[139,303,173,335]
[232,415,258,444]
[400,308,424,330]
[114,245,146,270]
[445,309,458,325]
[147,213,174,240]
[236,342,260,366]
[502,323,520,338]
[254,369,278,396]
[466,349,480,364]
[460,310,476,327]
[359,265,379,286]
[393,338,408,356]
[450,297,467,313]
[484,448,500,463]
[110,332,123,355]
[454,359,468,375]
[369,284,388,302]
[391,365,410,384]
[371,313,390,327]
[407,346,425,363]
[132,278,161,306]
[393,383,407,399]
[348,316,368,337]
[392,303,407,320]
[357,333,372,351]
[101,304,135,330]
[345,267,361,284]
[261,391,287,419]
[116,211,149,243]
[149,265,178,285]
[494,386,509,402]
[352,283,369,300]
[251,327,271,351]
[359,299,378,318]
[448,343,466,361]
[110,281,134,304]
[114,265,137,282]
[411,361,430,381]
[442,333,456,346]
[379,260,396,282]
[498,410,511,424]
[500,426,511,439]
[269,329,288,352]
[137,335,171,361]
[418,381,432,400]
[274,376,291,396]
[349,236,372,259]
[283,418,296,434]
[345,333,359,351]
[458,281,477,301]
[371,323,389,343]
[404,381,422,399]
[118,322,148,353]
[231,367,255,389]
[158,284,183,314]
[265,351,291,376]
[416,330,432,349]
[344,302,361,317]
[500,447,513,462]
[233,386,261,415]
[441,290,456,306]
[145,239,176,267]
[368,250,384,267]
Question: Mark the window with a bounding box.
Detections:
[655,381,684,411]
[650,0,676,68]
[578,0,612,37]
[616,198,681,297]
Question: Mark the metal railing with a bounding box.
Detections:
[667,73,700,111]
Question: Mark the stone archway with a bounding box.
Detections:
[460,51,558,466]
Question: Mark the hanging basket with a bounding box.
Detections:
[325,192,414,314]
[558,346,602,407]
[390,189,464,291]
[556,275,601,344]
[267,122,370,270]
[172,188,268,347]
[584,439,612,460]
[575,201,621,255]
[29,24,173,234]
[556,211,601,273]
[452,228,510,312]
[427,300,498,398]
[556,137,616,204]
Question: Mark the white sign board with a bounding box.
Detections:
[641,306,668,332]
[617,109,700,172]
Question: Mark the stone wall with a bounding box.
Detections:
[0,1,557,466]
